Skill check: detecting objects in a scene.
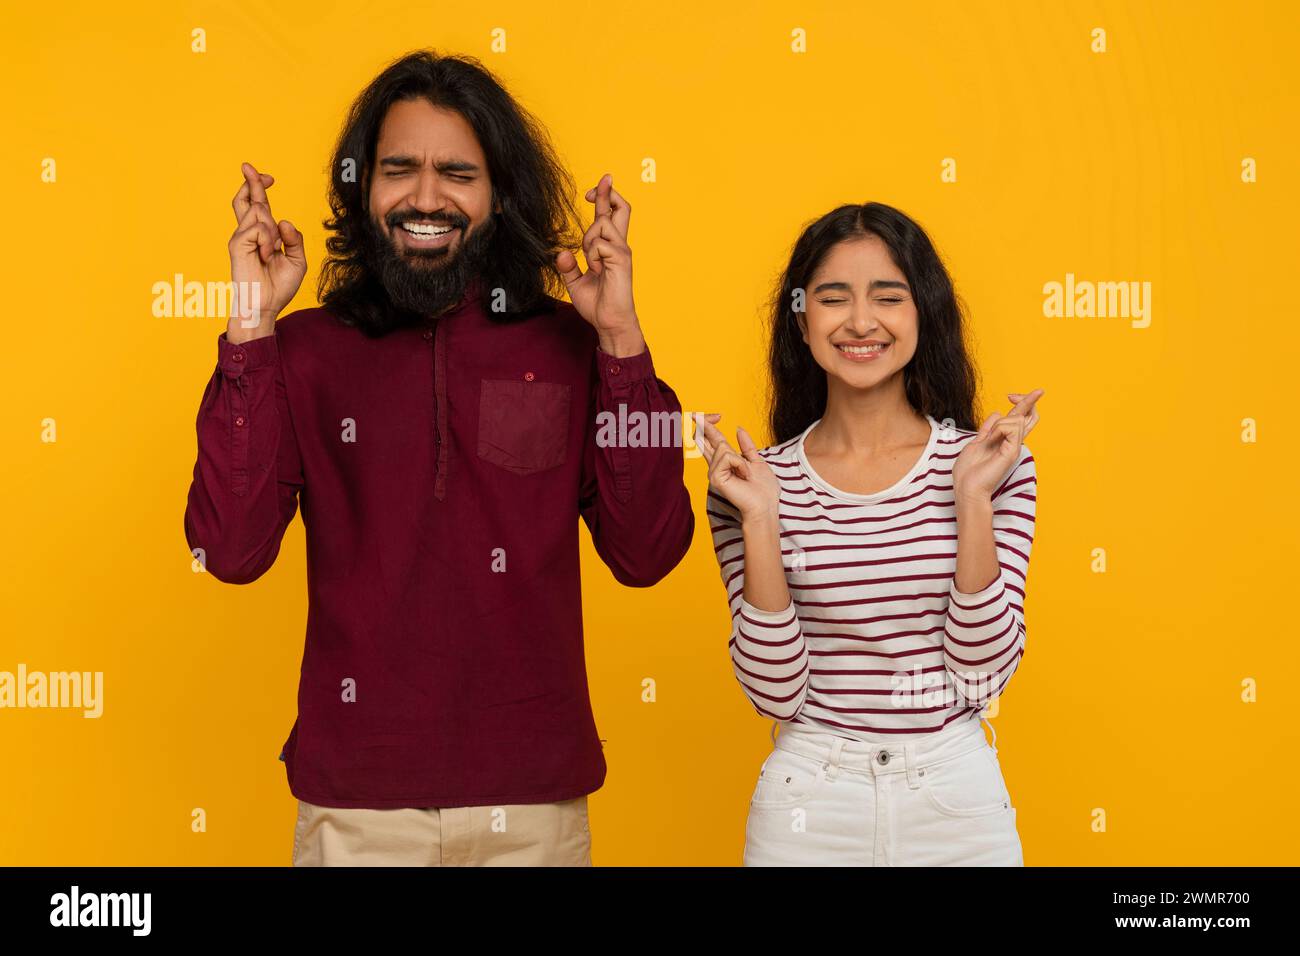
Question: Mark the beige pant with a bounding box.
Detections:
[292,796,592,866]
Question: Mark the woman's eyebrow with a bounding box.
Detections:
[810,279,911,293]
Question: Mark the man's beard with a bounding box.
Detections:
[357,206,495,331]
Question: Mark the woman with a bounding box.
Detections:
[696,202,1043,866]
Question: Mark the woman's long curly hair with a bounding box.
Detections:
[767,202,982,444]
[317,49,582,333]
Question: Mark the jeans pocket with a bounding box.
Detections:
[749,747,826,811]
[292,801,308,866]
[920,745,1011,819]
[477,378,571,475]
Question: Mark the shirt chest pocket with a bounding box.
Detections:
[477,378,572,475]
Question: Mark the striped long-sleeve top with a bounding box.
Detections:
[707,413,1037,738]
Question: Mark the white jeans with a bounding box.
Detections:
[743,715,1023,866]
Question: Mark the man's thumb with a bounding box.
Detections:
[279,220,305,264]
[555,249,583,288]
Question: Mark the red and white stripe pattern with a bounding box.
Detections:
[707,414,1037,738]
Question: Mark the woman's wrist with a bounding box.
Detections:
[739,511,794,615]
[740,504,781,529]
[954,485,993,511]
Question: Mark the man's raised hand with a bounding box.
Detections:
[555,173,644,356]
[227,161,307,344]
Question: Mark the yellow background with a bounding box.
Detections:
[3,0,1297,865]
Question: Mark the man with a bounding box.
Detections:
[184,50,696,866]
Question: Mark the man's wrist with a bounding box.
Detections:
[226,317,278,345]
[597,322,646,358]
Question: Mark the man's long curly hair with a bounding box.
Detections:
[317,49,582,333]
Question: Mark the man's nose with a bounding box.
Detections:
[411,169,449,216]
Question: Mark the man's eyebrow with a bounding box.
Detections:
[377,155,481,174]
[810,279,911,294]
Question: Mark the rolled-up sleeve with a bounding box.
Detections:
[183,330,304,584]
[578,345,694,587]
[942,446,1037,706]
[706,491,810,720]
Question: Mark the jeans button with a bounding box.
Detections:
[877,750,890,765]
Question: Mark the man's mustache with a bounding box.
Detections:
[387,212,469,230]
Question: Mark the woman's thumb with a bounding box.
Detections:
[737,426,762,460]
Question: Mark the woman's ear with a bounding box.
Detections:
[796,313,808,343]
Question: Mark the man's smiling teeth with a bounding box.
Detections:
[401,223,454,236]
[837,343,888,354]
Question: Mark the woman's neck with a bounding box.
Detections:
[808,377,929,457]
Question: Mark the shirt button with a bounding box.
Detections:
[232,352,244,362]
[235,416,246,427]
[609,363,621,375]
[422,330,433,340]
[877,750,890,765]
[524,371,535,382]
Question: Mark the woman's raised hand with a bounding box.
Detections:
[694,414,782,524]
[952,388,1044,502]
[1005,390,1042,436]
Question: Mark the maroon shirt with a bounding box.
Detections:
[183,283,694,808]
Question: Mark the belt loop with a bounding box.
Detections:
[982,713,998,754]
[904,740,921,789]
[824,738,844,780]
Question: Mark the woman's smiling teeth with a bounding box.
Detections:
[837,343,889,361]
